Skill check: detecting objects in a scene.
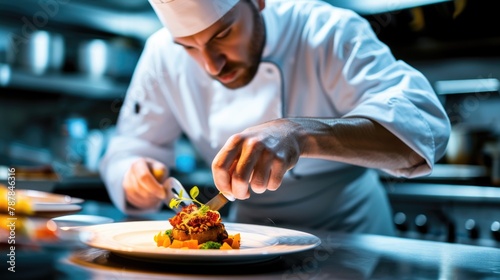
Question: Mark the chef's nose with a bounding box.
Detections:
[201,48,225,76]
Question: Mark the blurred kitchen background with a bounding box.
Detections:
[1,1,500,246]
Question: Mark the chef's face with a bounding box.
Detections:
[173,0,266,89]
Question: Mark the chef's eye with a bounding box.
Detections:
[215,28,231,40]
[173,40,195,51]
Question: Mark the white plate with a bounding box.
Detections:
[81,221,321,264]
[52,214,114,227]
[51,215,114,242]
[18,189,84,204]
[32,203,82,213]
[17,189,84,215]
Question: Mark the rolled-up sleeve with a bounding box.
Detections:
[320,10,450,178]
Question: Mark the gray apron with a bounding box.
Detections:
[227,166,395,236]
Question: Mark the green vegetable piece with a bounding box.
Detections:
[165,229,173,240]
[199,241,222,249]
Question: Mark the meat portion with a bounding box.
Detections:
[169,204,228,243]
[172,224,228,244]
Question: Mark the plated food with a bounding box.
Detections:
[154,186,240,250]
[0,184,33,216]
[0,184,83,218]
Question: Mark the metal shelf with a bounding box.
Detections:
[0,64,128,100]
[325,0,451,15]
[0,1,160,41]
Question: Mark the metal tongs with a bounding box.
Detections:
[163,177,231,212]
[163,177,192,213]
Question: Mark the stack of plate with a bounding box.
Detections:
[17,189,84,217]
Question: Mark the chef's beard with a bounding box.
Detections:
[215,1,266,89]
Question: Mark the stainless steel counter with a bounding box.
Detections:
[58,226,500,279]
[6,201,499,280]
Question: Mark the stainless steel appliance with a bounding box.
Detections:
[386,182,500,248]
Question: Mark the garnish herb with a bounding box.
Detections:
[169,186,209,213]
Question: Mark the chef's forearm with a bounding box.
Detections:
[289,117,425,170]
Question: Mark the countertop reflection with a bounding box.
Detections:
[3,200,500,280]
[58,226,500,279]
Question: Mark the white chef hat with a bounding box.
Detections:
[148,0,240,37]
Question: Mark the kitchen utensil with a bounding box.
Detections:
[163,177,231,211]
[206,192,230,211]
[446,124,492,165]
[7,30,65,75]
[77,37,140,79]
[154,167,231,211]
[163,177,192,212]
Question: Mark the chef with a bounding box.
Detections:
[100,0,450,235]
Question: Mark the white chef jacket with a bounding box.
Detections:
[100,0,450,235]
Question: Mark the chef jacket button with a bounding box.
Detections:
[265,67,274,75]
[387,98,398,105]
[134,102,141,114]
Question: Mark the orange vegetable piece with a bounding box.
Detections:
[170,239,184,249]
[231,233,241,249]
[155,232,165,247]
[220,242,233,250]
[183,239,199,249]
[162,236,172,247]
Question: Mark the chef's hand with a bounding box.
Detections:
[212,119,304,200]
[123,158,168,209]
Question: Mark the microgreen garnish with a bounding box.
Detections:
[169,186,209,213]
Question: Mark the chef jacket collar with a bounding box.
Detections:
[261,5,277,60]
